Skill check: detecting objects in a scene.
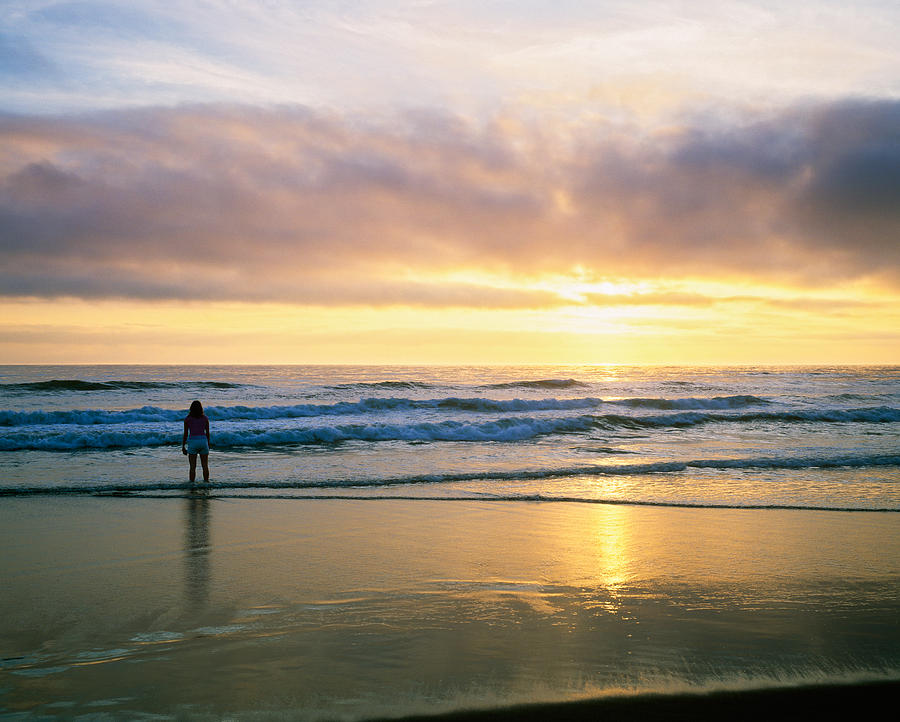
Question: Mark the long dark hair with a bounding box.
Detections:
[189,400,204,418]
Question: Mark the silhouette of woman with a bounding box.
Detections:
[182,400,211,483]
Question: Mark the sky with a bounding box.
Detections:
[1,0,898,364]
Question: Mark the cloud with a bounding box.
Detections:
[6,1,898,115]
[0,99,898,306]
[568,100,900,281]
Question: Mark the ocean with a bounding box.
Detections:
[1,365,899,719]
[1,364,899,508]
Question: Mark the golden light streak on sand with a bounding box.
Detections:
[593,504,632,593]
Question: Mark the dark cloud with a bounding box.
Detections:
[793,102,900,262]
[0,99,897,305]
[0,263,561,308]
[569,100,900,280]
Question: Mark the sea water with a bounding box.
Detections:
[1,365,899,718]
[0,364,898,509]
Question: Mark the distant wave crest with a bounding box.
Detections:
[483,378,588,390]
[1,379,245,392]
[614,395,768,410]
[329,380,435,390]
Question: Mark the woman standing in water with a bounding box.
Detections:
[182,400,211,483]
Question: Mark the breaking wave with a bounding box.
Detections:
[0,406,896,450]
[0,394,774,427]
[594,406,900,429]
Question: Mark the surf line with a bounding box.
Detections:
[2,488,895,512]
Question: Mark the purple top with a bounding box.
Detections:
[185,414,208,437]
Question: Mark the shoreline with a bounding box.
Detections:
[2,488,899,514]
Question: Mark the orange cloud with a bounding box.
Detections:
[1,100,898,307]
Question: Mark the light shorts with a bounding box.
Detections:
[186,436,209,455]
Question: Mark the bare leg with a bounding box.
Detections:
[200,453,210,483]
[189,453,197,483]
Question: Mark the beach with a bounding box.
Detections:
[2,364,898,718]
[3,496,899,719]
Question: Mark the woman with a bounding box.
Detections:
[182,400,211,483]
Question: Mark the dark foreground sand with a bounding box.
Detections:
[383,680,900,722]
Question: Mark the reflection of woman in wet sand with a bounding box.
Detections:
[182,400,210,483]
[184,488,211,608]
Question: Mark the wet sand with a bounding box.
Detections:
[2,495,899,719]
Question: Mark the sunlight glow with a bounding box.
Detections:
[0,2,897,364]
[3,284,897,364]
